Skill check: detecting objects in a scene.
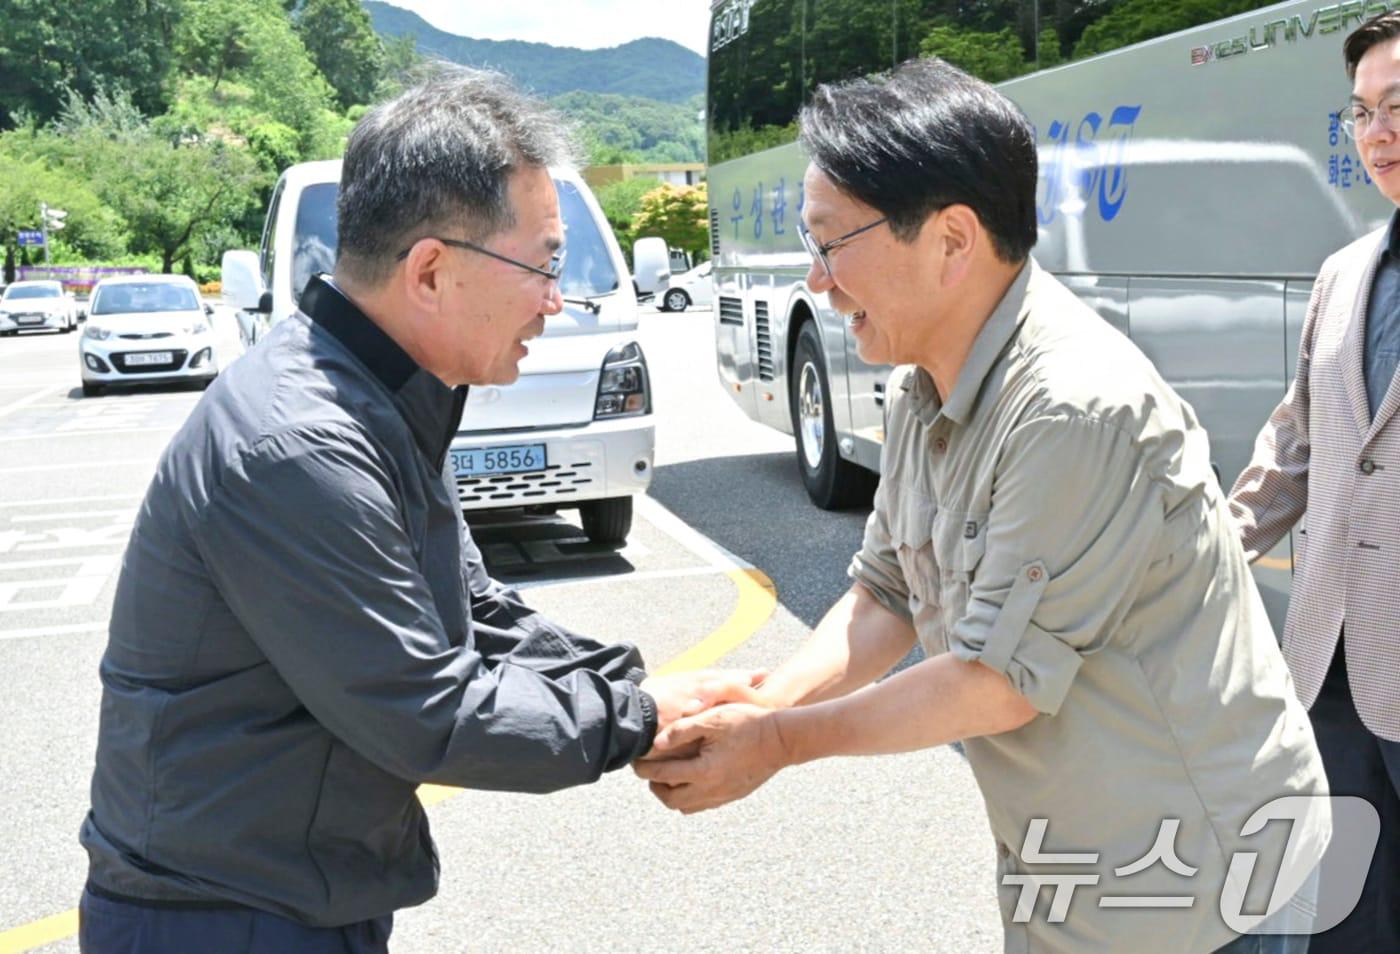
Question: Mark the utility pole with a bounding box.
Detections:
[39,201,66,266]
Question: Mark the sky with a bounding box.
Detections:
[377,2,712,56]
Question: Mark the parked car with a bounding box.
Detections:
[658,261,713,313]
[221,159,654,545]
[0,280,78,335]
[79,274,219,397]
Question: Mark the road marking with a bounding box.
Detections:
[0,426,176,443]
[0,908,78,954]
[0,555,118,611]
[0,385,56,421]
[10,509,138,523]
[1256,555,1292,571]
[0,459,151,475]
[0,494,142,509]
[0,622,107,642]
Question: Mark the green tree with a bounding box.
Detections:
[1073,0,1275,59]
[919,26,1029,83]
[595,176,661,256]
[0,0,181,128]
[294,0,386,110]
[0,152,126,278]
[630,184,708,263]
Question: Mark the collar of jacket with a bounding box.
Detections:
[1386,209,1400,259]
[300,274,468,472]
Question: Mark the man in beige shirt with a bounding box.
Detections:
[637,59,1329,952]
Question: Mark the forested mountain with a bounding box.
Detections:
[363,2,704,102]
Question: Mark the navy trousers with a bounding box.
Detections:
[1307,642,1400,953]
[79,887,392,954]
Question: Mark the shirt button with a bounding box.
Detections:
[1360,458,1377,475]
[934,438,948,453]
[1027,566,1044,582]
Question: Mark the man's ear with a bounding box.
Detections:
[400,239,448,313]
[933,204,980,286]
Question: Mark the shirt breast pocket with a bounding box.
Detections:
[931,509,988,636]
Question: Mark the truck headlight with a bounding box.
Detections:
[594,341,650,419]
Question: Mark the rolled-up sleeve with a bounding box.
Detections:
[848,478,914,622]
[948,415,1166,715]
[194,423,653,793]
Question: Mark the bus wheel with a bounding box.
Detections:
[790,321,876,510]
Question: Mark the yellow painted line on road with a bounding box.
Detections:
[419,565,778,809]
[1256,556,1293,571]
[0,563,779,948]
[0,908,78,954]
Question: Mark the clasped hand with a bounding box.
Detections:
[635,670,789,815]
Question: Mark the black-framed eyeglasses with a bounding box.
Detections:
[396,236,566,281]
[798,217,889,276]
[1340,96,1400,139]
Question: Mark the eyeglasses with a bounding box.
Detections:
[798,217,889,276]
[1340,96,1400,139]
[395,236,566,281]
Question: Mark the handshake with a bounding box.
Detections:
[634,669,792,816]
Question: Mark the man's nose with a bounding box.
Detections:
[806,258,833,293]
[542,282,564,315]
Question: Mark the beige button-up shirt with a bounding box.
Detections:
[850,262,1328,953]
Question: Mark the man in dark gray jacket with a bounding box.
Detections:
[77,68,741,953]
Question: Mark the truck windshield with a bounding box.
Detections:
[555,179,619,298]
[290,178,619,303]
[292,182,338,306]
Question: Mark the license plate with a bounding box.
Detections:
[16,315,43,325]
[125,352,173,366]
[451,443,547,477]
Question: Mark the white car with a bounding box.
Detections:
[0,280,78,335]
[657,261,713,313]
[80,274,219,397]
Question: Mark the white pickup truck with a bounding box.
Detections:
[221,159,654,544]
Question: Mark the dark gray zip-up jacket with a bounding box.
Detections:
[80,276,658,926]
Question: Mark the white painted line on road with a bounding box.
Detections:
[0,459,151,475]
[513,564,733,592]
[0,425,175,443]
[0,555,117,612]
[633,493,758,572]
[9,508,138,523]
[0,493,142,509]
[0,622,106,642]
[0,384,57,420]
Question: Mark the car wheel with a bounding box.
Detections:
[82,382,103,398]
[790,321,877,510]
[663,289,690,312]
[579,496,633,545]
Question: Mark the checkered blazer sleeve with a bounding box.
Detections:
[1227,270,1333,560]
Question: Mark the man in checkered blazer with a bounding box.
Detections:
[1229,11,1400,950]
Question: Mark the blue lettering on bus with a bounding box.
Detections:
[730,186,746,239]
[751,183,765,239]
[771,177,787,235]
[1037,105,1142,226]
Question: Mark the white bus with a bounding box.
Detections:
[707,0,1395,627]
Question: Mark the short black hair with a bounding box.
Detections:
[1345,10,1400,79]
[337,65,573,287]
[798,57,1037,264]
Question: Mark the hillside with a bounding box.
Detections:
[363,2,706,102]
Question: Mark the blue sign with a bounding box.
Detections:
[17,230,44,247]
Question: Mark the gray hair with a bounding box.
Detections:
[336,65,575,286]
